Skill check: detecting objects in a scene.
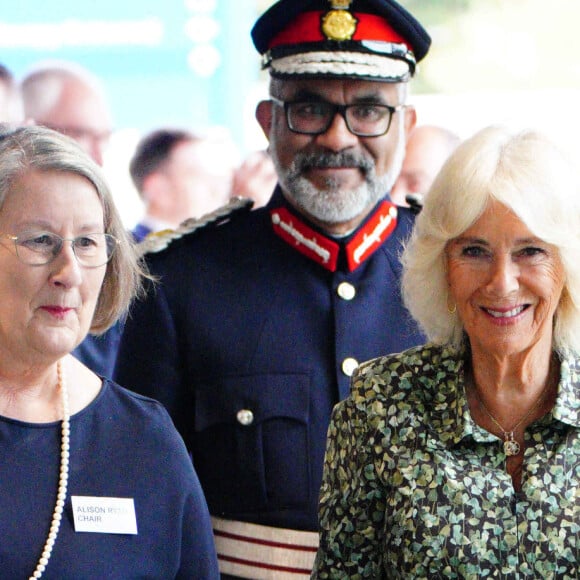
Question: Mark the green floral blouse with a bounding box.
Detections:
[313,343,580,579]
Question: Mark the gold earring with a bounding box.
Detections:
[447,298,456,314]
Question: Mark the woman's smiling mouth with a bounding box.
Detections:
[482,305,528,318]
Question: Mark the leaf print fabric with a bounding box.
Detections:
[312,344,580,579]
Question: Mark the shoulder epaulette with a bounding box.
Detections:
[405,193,423,215]
[137,196,254,256]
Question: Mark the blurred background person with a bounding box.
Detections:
[21,60,113,167]
[21,61,119,378]
[231,149,277,209]
[0,124,218,579]
[0,64,23,123]
[390,123,460,207]
[129,127,238,241]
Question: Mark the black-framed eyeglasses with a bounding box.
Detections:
[0,231,118,267]
[270,97,405,137]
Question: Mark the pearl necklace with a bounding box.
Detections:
[29,361,70,580]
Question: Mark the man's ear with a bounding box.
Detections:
[255,100,274,140]
[141,172,166,205]
[403,105,417,139]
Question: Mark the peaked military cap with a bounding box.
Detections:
[251,0,431,82]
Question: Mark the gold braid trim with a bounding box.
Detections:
[137,196,254,256]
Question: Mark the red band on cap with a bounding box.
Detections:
[269,11,409,50]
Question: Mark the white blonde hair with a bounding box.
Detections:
[402,125,580,354]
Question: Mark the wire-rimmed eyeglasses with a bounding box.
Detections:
[0,231,118,267]
[270,97,406,137]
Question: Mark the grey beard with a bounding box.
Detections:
[274,148,403,224]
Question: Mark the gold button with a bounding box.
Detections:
[337,282,356,301]
[236,409,254,426]
[341,357,359,377]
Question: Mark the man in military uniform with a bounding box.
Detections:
[115,0,430,577]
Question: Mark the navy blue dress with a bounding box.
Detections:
[72,326,122,379]
[0,379,219,579]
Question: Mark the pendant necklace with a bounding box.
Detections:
[29,360,70,579]
[473,379,550,457]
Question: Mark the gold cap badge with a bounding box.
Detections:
[322,0,358,41]
[328,0,351,7]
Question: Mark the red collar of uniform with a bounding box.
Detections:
[270,201,398,272]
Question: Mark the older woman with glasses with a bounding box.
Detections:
[0,125,218,579]
[313,126,580,578]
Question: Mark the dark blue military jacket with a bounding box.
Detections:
[114,188,425,531]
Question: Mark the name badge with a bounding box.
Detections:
[72,496,138,535]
